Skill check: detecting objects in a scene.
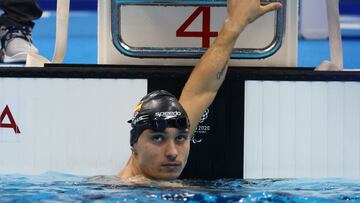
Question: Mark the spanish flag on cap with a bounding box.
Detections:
[134,102,142,113]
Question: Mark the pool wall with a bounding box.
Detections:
[0,70,146,175]
[244,80,360,179]
[1,65,360,179]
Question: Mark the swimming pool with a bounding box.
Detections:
[1,172,360,202]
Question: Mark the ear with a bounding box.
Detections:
[131,146,138,155]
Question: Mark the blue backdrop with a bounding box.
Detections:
[340,0,360,15]
[37,0,97,10]
[36,0,360,14]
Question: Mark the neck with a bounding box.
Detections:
[117,155,142,179]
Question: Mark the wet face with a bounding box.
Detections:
[132,128,190,180]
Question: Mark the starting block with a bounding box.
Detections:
[98,0,298,67]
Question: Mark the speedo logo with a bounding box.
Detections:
[155,111,181,118]
[133,115,148,125]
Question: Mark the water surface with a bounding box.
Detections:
[1,172,360,202]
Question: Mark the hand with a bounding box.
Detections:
[227,0,282,32]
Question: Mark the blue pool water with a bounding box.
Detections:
[1,172,360,202]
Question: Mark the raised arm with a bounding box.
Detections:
[179,0,282,135]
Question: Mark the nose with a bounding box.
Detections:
[165,140,178,161]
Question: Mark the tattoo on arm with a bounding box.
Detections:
[216,65,227,80]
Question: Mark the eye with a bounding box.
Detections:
[151,134,165,143]
[176,133,189,142]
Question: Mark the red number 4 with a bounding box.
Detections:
[176,7,218,48]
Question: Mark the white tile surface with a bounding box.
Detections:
[0,78,147,176]
[245,81,360,179]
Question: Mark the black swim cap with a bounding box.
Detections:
[129,90,190,145]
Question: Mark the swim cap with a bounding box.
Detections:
[129,90,190,145]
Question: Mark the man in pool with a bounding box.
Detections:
[118,0,282,181]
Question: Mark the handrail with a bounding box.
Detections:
[26,0,70,67]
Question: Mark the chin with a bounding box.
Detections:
[157,172,180,180]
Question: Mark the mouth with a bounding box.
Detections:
[161,163,182,172]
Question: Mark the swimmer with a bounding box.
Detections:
[118,0,282,182]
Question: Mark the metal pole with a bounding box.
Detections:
[52,0,70,63]
[327,0,343,69]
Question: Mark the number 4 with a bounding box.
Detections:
[176,7,218,48]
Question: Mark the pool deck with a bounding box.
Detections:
[26,11,360,69]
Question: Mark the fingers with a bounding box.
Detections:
[261,2,282,14]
